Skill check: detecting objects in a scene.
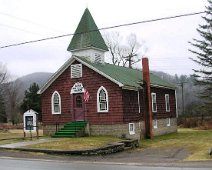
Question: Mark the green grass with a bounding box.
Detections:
[0,132,23,139]
[0,130,43,145]
[141,128,212,161]
[25,136,122,150]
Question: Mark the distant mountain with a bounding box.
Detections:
[17,72,53,91]
[14,72,53,101]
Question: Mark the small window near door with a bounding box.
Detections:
[167,118,171,126]
[153,119,158,129]
[129,123,135,135]
[76,95,82,108]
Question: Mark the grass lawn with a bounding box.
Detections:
[0,129,43,145]
[141,128,212,161]
[0,132,23,139]
[25,136,122,150]
[0,132,23,145]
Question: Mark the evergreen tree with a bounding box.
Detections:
[21,82,41,121]
[189,0,212,115]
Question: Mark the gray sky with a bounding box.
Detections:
[0,0,208,78]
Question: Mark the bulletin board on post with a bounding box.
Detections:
[23,109,39,139]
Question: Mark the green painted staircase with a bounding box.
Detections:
[52,121,87,138]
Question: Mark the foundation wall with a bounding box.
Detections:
[152,118,177,136]
[43,118,177,138]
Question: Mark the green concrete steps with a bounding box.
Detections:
[52,121,87,138]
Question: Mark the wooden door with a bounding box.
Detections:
[73,94,84,121]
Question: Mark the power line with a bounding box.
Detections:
[0,11,205,49]
[0,11,64,33]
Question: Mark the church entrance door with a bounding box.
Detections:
[73,94,85,121]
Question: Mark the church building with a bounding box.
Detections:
[38,8,177,139]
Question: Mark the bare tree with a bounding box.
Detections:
[0,63,23,123]
[104,32,144,68]
[0,62,10,91]
[4,80,23,124]
[0,63,10,122]
[104,32,124,66]
[124,34,141,68]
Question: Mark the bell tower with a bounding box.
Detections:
[67,8,108,64]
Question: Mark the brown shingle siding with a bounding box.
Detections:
[151,87,176,119]
[42,62,124,125]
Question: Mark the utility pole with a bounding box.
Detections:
[181,82,184,114]
[178,82,187,115]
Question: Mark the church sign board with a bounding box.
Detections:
[71,82,85,94]
[23,109,38,133]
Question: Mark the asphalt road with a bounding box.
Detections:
[0,158,211,170]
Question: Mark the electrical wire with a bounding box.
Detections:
[0,11,64,33]
[0,11,205,49]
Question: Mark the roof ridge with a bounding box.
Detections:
[75,56,175,89]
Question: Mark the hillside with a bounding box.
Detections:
[17,72,53,91]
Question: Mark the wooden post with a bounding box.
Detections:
[142,57,153,139]
[30,125,32,140]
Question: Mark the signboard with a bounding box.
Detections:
[71,82,85,94]
[25,116,33,130]
[23,109,38,133]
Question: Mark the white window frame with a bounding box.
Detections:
[167,118,171,127]
[97,86,109,112]
[71,64,82,79]
[153,119,158,129]
[129,123,135,135]
[51,91,61,114]
[165,94,170,112]
[151,93,157,112]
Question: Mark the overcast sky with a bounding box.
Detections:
[0,0,208,78]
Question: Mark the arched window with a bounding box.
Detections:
[51,91,61,114]
[97,86,108,112]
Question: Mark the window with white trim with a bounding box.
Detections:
[97,86,108,112]
[151,93,157,112]
[129,123,135,135]
[153,119,158,129]
[71,64,82,78]
[51,91,61,114]
[165,94,170,112]
[167,118,171,126]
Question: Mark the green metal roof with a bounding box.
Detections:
[77,57,176,90]
[38,56,176,94]
[67,8,108,52]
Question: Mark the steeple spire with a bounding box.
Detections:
[67,8,108,52]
